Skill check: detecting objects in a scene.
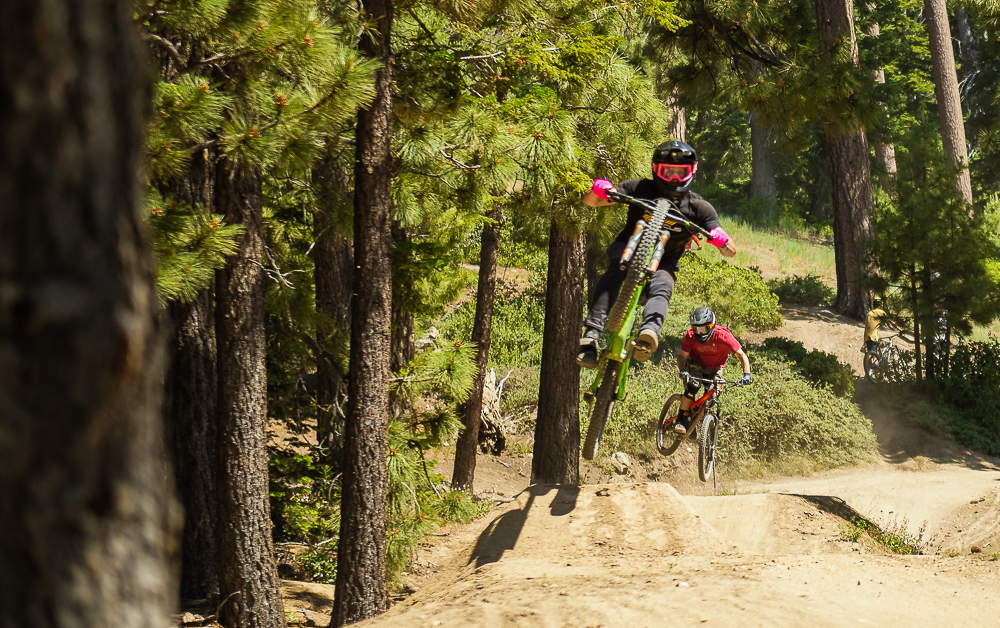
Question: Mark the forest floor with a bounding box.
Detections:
[265,241,1000,627]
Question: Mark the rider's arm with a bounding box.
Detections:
[583,189,616,207]
[677,349,690,372]
[734,349,751,376]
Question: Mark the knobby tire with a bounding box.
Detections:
[698,413,718,483]
[605,201,671,333]
[656,394,684,456]
[583,361,622,460]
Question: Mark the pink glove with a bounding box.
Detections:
[592,179,614,200]
[707,227,730,248]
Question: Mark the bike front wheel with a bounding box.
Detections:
[863,351,878,383]
[656,394,684,456]
[583,361,622,460]
[605,202,670,333]
[698,413,718,483]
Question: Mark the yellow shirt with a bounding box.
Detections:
[865,308,887,343]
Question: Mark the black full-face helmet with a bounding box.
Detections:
[689,306,716,343]
[873,296,883,309]
[652,140,698,194]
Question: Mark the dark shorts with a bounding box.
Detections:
[684,363,720,397]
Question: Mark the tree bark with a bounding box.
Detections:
[453,206,502,490]
[313,154,353,452]
[925,0,974,207]
[861,12,898,192]
[532,220,586,485]
[391,222,416,375]
[331,0,394,620]
[160,145,220,602]
[166,291,219,600]
[215,164,286,628]
[656,70,686,141]
[0,0,175,623]
[749,110,777,215]
[815,0,875,319]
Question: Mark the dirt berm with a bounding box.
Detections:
[355,477,1000,628]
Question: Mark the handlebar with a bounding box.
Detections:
[605,190,713,239]
[684,375,752,388]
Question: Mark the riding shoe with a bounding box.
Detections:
[632,328,659,362]
[577,335,600,369]
[673,415,689,435]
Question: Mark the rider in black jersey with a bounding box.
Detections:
[577,140,736,368]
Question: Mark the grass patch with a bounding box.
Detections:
[699,214,836,278]
[838,516,932,555]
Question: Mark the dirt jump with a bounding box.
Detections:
[341,305,1000,628]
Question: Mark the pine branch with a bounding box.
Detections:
[142,32,185,68]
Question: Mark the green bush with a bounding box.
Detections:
[676,254,782,333]
[767,274,835,306]
[754,337,854,398]
[581,357,876,472]
[928,336,1000,456]
[437,277,547,368]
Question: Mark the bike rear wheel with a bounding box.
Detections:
[698,413,718,483]
[605,201,671,333]
[656,394,684,456]
[583,361,622,460]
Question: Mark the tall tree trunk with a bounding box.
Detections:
[656,70,686,141]
[391,222,416,375]
[313,154,353,453]
[0,0,175,623]
[925,0,974,207]
[166,291,219,600]
[749,110,777,216]
[215,165,285,628]
[162,147,220,601]
[861,12,898,192]
[532,220,586,485]
[815,0,875,319]
[331,0,394,620]
[453,206,502,490]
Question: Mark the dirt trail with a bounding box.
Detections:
[327,304,1000,628]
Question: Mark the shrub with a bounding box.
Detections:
[754,337,854,398]
[676,254,782,333]
[767,274,835,306]
[927,336,1000,456]
[581,357,876,472]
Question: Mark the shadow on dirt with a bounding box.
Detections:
[468,484,578,567]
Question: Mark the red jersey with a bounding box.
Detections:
[680,326,742,370]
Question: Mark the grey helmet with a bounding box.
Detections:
[689,306,717,343]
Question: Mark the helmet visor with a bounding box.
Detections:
[653,162,695,184]
[693,323,714,337]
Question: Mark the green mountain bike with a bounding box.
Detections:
[581,190,712,461]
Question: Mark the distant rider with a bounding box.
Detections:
[863,296,897,353]
[674,307,752,435]
[577,140,736,368]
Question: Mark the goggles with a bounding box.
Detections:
[693,323,714,336]
[653,162,696,183]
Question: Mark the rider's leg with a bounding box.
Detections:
[578,243,627,368]
[634,268,677,361]
[674,372,702,434]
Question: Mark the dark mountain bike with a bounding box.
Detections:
[655,375,750,487]
[582,190,714,460]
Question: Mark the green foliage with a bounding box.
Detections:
[755,337,854,398]
[437,278,548,368]
[147,192,243,303]
[839,516,928,555]
[928,336,1000,456]
[581,357,875,471]
[767,274,835,307]
[722,358,875,469]
[867,123,1000,381]
[675,254,782,333]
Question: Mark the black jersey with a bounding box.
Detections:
[612,179,722,271]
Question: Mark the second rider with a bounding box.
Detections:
[578,140,736,368]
